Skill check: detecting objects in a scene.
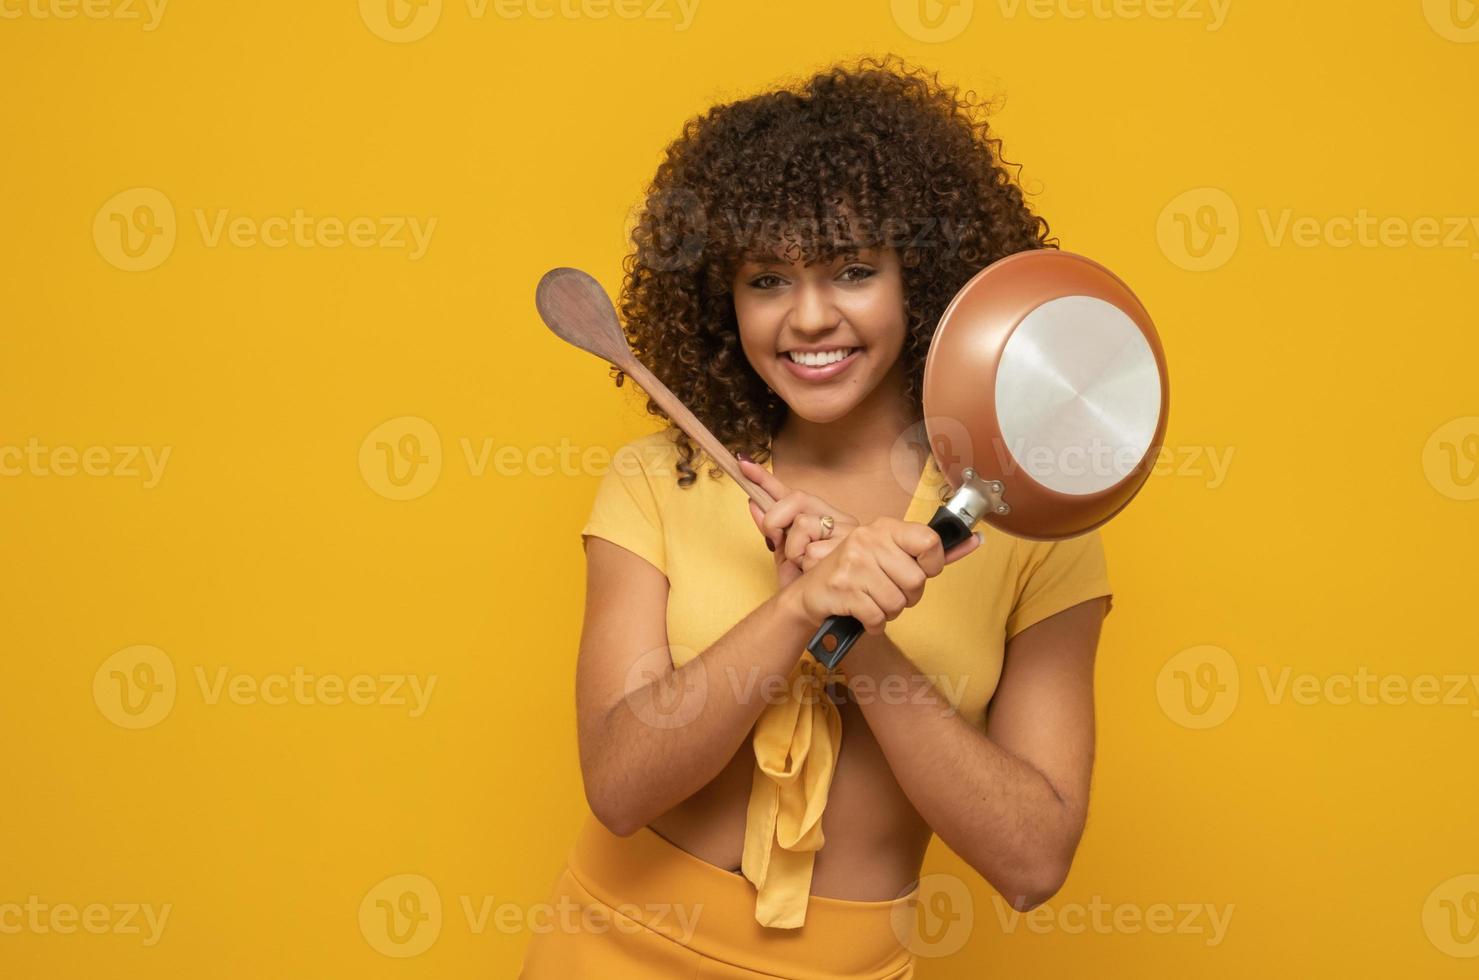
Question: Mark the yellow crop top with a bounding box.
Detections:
[580,429,1114,929]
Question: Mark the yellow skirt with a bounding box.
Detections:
[518,814,918,979]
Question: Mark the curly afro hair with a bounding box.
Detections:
[615,54,1056,488]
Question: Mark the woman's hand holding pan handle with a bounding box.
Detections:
[782,517,979,635]
[737,457,980,634]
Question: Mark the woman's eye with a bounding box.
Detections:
[840,265,876,282]
[749,274,784,289]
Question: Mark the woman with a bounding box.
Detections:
[520,55,1113,979]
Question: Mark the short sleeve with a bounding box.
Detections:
[580,442,667,574]
[1005,529,1114,640]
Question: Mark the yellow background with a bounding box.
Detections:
[3,0,1477,976]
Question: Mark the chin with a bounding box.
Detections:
[775,385,868,424]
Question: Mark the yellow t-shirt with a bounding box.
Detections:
[580,429,1113,929]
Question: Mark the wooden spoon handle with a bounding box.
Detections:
[617,356,776,511]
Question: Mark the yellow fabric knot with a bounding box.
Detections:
[740,654,842,929]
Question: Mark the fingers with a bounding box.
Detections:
[764,495,857,545]
[887,520,947,577]
[783,513,831,565]
[747,499,779,552]
[760,495,807,543]
[875,544,928,608]
[846,594,888,635]
[737,459,859,529]
[737,458,789,502]
[748,488,842,561]
[893,522,982,572]
[862,559,909,621]
[800,538,840,572]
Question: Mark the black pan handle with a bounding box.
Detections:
[805,505,976,669]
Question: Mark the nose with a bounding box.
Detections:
[786,278,841,338]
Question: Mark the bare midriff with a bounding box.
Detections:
[646,686,932,901]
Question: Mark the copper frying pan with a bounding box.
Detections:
[804,249,1170,666]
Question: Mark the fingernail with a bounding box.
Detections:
[765,538,775,552]
[973,532,983,545]
[737,451,753,462]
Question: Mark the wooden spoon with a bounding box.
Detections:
[534,267,776,510]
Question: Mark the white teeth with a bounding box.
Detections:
[786,348,856,367]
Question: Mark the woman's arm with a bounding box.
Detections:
[839,596,1107,911]
[575,536,815,836]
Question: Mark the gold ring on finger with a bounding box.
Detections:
[819,514,835,539]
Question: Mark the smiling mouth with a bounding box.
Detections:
[777,346,862,382]
[783,347,859,367]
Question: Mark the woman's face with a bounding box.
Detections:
[731,245,908,425]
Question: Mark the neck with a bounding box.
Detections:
[771,360,917,474]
